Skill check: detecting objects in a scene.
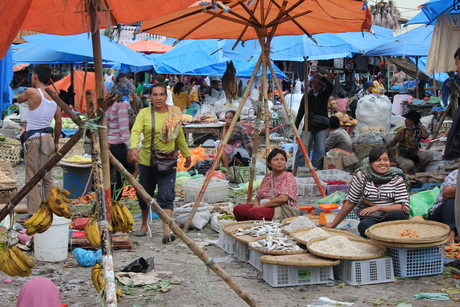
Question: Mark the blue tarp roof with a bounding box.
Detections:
[406,0,459,25]
[0,47,13,111]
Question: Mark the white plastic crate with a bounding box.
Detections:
[344,208,360,220]
[248,249,266,271]
[296,178,327,196]
[387,246,444,277]
[233,241,250,261]
[334,256,395,285]
[182,178,229,203]
[262,263,334,287]
[316,169,352,181]
[326,183,350,195]
[218,231,234,254]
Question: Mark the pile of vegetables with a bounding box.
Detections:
[445,244,460,259]
[121,186,137,199]
[71,192,96,204]
[324,180,348,186]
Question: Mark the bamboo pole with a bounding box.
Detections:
[246,95,263,203]
[426,101,452,150]
[183,55,263,232]
[304,58,309,158]
[262,55,271,161]
[86,0,116,304]
[267,60,326,197]
[109,153,261,307]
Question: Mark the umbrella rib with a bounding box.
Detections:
[204,10,259,28]
[239,0,262,25]
[269,11,312,27]
[231,25,250,50]
[142,6,214,32]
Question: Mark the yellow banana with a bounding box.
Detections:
[120,204,134,229]
[48,198,64,216]
[0,243,16,276]
[11,246,34,269]
[85,217,100,247]
[56,187,71,196]
[91,264,103,293]
[26,205,53,235]
[8,248,31,277]
[116,286,123,302]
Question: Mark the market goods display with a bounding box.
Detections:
[260,253,340,267]
[0,170,16,187]
[48,187,72,219]
[233,219,282,237]
[365,220,450,244]
[63,155,92,164]
[23,202,53,235]
[0,241,34,277]
[92,263,123,302]
[308,236,386,260]
[249,234,305,254]
[111,201,135,233]
[291,227,362,246]
[282,216,317,234]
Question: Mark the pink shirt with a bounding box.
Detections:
[336,98,348,112]
[107,100,130,147]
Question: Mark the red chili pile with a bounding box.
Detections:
[324,180,348,185]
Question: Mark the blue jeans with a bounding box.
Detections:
[294,129,328,169]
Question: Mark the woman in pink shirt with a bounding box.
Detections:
[336,92,348,112]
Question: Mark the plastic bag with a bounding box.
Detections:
[210,213,236,233]
[176,176,192,186]
[186,103,200,116]
[188,160,214,176]
[240,180,262,192]
[409,187,440,219]
[205,170,226,180]
[72,248,102,267]
[177,147,207,172]
[176,171,191,178]
[315,191,347,205]
[72,217,90,230]
[120,257,154,273]
[355,95,392,135]
[173,202,211,230]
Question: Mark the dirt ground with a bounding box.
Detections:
[0,130,458,306]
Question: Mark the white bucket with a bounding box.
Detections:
[34,214,70,262]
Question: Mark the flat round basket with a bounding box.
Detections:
[222,221,257,235]
[249,235,306,255]
[365,220,450,244]
[282,215,319,225]
[260,253,340,267]
[307,237,386,260]
[290,227,362,246]
[369,235,450,249]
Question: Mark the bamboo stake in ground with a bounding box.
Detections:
[267,60,326,197]
[109,153,261,307]
[246,94,263,204]
[183,56,263,232]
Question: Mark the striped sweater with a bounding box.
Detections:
[107,100,131,147]
[346,170,410,212]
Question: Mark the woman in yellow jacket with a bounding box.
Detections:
[172,82,191,112]
[128,83,191,243]
[372,73,386,95]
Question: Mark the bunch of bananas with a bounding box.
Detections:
[0,242,34,277]
[85,216,101,248]
[48,187,72,219]
[23,202,53,235]
[111,201,134,233]
[92,264,123,302]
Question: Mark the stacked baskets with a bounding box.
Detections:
[365,220,450,277]
[0,138,21,167]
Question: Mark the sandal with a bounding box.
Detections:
[132,231,147,237]
[162,234,176,244]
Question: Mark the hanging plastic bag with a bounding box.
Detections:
[315,191,347,206]
[409,187,440,219]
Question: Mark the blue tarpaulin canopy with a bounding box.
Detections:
[0,46,13,111]
[406,0,458,25]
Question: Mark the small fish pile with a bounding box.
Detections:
[250,234,303,252]
[234,220,282,237]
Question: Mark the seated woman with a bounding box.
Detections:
[217,110,253,174]
[326,116,352,152]
[233,148,298,221]
[322,147,410,237]
[389,110,433,174]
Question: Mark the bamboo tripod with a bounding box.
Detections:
[183,33,327,232]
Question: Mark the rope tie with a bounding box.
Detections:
[195,258,215,300]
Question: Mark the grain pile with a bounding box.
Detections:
[301,228,331,243]
[283,216,316,233]
[314,236,364,256]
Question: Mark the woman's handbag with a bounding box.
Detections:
[311,113,330,129]
[150,107,178,174]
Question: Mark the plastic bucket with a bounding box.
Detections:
[34,215,70,262]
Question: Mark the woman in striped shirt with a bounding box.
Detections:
[322,147,410,237]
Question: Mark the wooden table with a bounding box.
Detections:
[182,123,224,146]
[404,102,440,117]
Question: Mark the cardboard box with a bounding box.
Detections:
[322,149,358,171]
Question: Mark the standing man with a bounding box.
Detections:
[17,65,62,215]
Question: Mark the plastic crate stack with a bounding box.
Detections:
[316,169,352,195]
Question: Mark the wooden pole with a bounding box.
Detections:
[109,153,261,307]
[267,60,326,197]
[183,55,263,232]
[246,95,263,204]
[304,58,309,165]
[262,56,271,161]
[87,0,116,304]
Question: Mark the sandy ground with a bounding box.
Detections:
[0,128,458,307]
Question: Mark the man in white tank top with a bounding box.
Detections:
[17,65,62,215]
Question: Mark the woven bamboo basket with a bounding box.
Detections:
[0,186,17,204]
[260,253,340,267]
[307,237,386,260]
[290,227,362,246]
[365,220,450,244]
[0,138,21,167]
[222,220,258,235]
[58,137,85,159]
[249,235,307,255]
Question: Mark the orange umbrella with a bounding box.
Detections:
[126,39,173,54]
[0,0,197,58]
[142,0,372,41]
